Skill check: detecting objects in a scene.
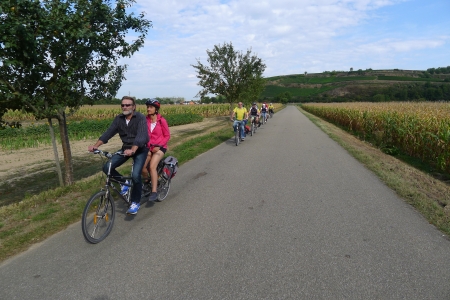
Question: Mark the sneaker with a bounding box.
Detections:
[120,180,130,195]
[241,138,245,141]
[149,192,159,201]
[126,202,140,215]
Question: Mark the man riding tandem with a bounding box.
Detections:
[88,96,149,215]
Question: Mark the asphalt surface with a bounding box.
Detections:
[1,105,449,299]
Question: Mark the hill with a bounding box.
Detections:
[261,67,450,102]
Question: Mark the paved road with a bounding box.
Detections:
[1,106,449,299]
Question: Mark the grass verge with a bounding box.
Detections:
[0,127,234,263]
[298,106,450,236]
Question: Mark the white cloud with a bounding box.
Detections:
[116,0,450,99]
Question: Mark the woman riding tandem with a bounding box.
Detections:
[143,99,171,201]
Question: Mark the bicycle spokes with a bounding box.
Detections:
[82,191,115,243]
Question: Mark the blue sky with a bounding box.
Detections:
[116,0,450,100]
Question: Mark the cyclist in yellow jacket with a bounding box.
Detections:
[230,102,248,141]
[268,103,275,117]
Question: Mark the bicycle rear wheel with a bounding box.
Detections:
[82,191,115,244]
[157,178,171,201]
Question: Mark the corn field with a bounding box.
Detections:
[3,104,232,122]
[1,103,285,150]
[302,102,450,175]
[3,103,284,122]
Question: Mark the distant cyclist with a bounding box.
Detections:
[260,103,268,123]
[230,102,248,141]
[248,102,260,128]
[268,103,274,117]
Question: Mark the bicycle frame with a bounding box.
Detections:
[250,115,259,128]
[233,120,244,146]
[97,150,134,205]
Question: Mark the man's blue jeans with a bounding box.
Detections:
[103,147,149,204]
[233,120,246,139]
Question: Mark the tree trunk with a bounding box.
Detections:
[48,117,64,187]
[56,109,74,185]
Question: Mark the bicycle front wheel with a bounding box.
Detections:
[235,128,240,146]
[82,191,115,244]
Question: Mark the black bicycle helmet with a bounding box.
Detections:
[145,98,160,109]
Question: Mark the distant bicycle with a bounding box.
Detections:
[234,121,242,146]
[250,116,259,135]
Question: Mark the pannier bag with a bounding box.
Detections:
[244,125,251,134]
[162,156,178,179]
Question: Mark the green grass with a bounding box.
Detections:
[167,128,233,162]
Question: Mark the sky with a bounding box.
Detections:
[116,0,450,100]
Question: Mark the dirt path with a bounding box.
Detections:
[0,116,229,183]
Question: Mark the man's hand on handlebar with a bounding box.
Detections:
[123,149,135,156]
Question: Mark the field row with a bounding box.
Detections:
[1,103,283,150]
[301,102,450,175]
[3,103,232,122]
[3,103,284,122]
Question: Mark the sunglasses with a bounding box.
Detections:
[121,104,133,107]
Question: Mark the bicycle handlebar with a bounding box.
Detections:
[92,149,124,159]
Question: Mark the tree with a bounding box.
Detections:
[0,0,152,185]
[275,92,292,104]
[240,74,266,107]
[192,42,266,110]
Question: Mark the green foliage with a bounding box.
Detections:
[373,94,385,102]
[0,0,152,184]
[275,92,292,104]
[192,42,266,105]
[0,0,152,117]
[240,74,266,106]
[427,66,450,74]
